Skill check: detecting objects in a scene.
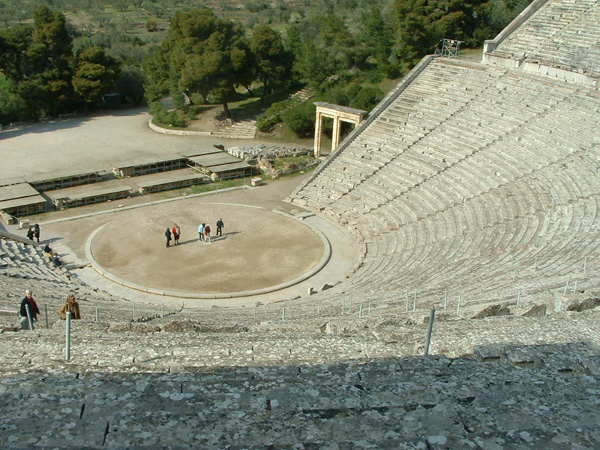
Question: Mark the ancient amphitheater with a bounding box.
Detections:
[1,0,600,447]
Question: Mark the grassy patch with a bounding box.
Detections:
[272,155,312,170]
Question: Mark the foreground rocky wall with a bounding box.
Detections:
[0,341,598,449]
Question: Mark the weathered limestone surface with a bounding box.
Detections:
[0,340,598,449]
[0,295,599,449]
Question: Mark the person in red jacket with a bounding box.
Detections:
[172,224,181,245]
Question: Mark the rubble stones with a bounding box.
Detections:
[522,303,548,317]
[470,303,511,319]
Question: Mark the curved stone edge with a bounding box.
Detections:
[85,214,332,300]
[148,118,213,136]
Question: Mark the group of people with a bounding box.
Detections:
[164,219,224,247]
[19,290,81,330]
[165,223,181,248]
[43,243,62,268]
[26,223,40,243]
[198,218,224,243]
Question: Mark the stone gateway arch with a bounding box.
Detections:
[313,102,366,157]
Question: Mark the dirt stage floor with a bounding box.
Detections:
[90,200,324,294]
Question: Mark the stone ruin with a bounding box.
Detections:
[226,144,318,178]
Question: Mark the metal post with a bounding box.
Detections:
[132,302,136,318]
[412,292,416,312]
[25,304,33,331]
[513,268,517,281]
[254,306,257,319]
[424,308,436,356]
[44,304,49,328]
[359,304,363,318]
[95,307,99,322]
[66,311,71,361]
[533,257,537,273]
[457,295,462,313]
[281,307,286,321]
[563,274,571,295]
[572,280,578,294]
[583,257,588,274]
[162,304,165,318]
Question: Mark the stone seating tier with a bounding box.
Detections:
[292,57,600,310]
[488,0,600,77]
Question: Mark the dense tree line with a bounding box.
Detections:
[0,0,531,128]
[0,6,122,123]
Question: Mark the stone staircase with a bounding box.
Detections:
[212,118,257,139]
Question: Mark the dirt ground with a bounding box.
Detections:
[90,199,324,294]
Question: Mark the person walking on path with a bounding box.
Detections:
[165,228,172,248]
[26,226,34,241]
[20,289,40,330]
[198,223,205,241]
[172,224,181,245]
[204,224,212,243]
[59,294,81,320]
[216,218,224,237]
[34,224,40,243]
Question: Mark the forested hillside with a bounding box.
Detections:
[0,0,531,128]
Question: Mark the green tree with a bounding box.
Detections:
[358,7,398,76]
[17,6,74,118]
[115,65,145,106]
[0,25,32,82]
[286,13,356,87]
[392,0,440,63]
[144,9,254,119]
[250,25,292,104]
[72,46,121,112]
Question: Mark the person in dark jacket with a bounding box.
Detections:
[34,224,40,243]
[216,218,224,237]
[20,290,40,330]
[165,228,172,248]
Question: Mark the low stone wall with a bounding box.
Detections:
[148,118,212,136]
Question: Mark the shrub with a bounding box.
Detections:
[256,113,281,132]
[256,99,294,132]
[150,102,187,128]
[282,100,315,137]
[349,86,384,111]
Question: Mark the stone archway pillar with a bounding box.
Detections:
[314,110,324,158]
[331,117,341,151]
[313,102,367,157]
